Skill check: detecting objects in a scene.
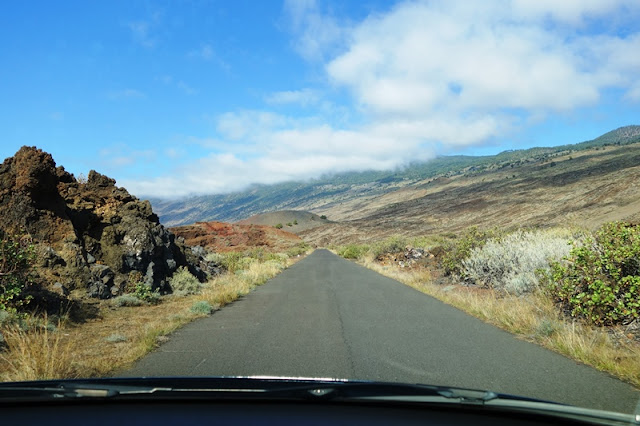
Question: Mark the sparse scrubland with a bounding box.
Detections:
[333,222,640,387]
[0,245,310,381]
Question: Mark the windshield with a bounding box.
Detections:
[1,0,640,417]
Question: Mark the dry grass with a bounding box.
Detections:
[0,255,302,381]
[200,260,286,309]
[359,258,640,388]
[0,317,79,381]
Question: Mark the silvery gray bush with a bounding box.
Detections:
[461,230,573,294]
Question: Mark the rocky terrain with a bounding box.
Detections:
[0,146,208,302]
[170,221,303,253]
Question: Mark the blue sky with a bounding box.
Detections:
[1,0,639,198]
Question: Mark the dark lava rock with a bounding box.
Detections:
[0,146,206,300]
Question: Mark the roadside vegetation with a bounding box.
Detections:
[0,244,311,381]
[332,222,640,387]
[0,230,35,313]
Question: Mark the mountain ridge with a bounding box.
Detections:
[151,125,640,227]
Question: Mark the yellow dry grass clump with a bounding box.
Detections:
[0,318,78,381]
[0,255,299,381]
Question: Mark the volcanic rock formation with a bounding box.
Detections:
[0,146,207,299]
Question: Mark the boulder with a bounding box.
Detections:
[51,282,69,296]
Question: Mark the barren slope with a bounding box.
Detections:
[237,210,330,234]
[300,143,640,246]
[170,221,303,253]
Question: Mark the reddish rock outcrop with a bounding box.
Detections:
[0,146,206,299]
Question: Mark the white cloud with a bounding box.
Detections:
[326,2,605,116]
[216,110,292,141]
[625,83,640,102]
[122,110,470,198]
[123,0,640,198]
[123,144,413,199]
[283,0,345,61]
[324,0,640,135]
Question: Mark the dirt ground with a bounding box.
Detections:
[171,221,303,252]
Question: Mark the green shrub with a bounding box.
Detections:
[293,219,298,225]
[275,223,283,229]
[0,309,13,326]
[207,249,293,276]
[441,227,501,277]
[371,236,408,258]
[133,282,160,305]
[337,244,370,260]
[205,252,225,265]
[169,266,201,296]
[535,319,560,338]
[244,248,273,262]
[111,294,144,307]
[0,309,21,328]
[190,301,213,315]
[286,243,310,257]
[286,222,293,227]
[215,252,258,274]
[0,230,35,313]
[216,252,242,273]
[547,222,640,325]
[320,215,327,220]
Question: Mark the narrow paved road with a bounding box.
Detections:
[123,250,639,413]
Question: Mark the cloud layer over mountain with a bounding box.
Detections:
[121,0,640,198]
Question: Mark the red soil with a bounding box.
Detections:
[170,221,303,253]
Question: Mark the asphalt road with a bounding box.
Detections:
[122,249,639,413]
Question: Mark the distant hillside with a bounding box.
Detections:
[170,221,302,253]
[151,125,640,226]
[300,140,640,246]
[237,210,330,234]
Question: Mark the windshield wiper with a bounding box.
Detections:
[0,383,174,400]
[274,381,500,404]
[0,377,517,404]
